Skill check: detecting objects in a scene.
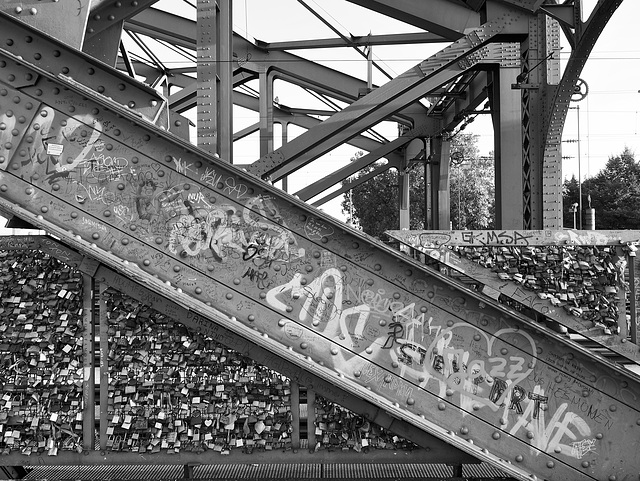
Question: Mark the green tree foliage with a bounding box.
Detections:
[563,147,640,229]
[342,134,494,238]
[450,140,495,230]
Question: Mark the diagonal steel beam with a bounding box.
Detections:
[248,23,518,182]
[346,0,481,41]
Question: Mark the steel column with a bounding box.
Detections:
[99,283,109,451]
[196,0,233,159]
[82,273,95,451]
[399,160,410,230]
[492,66,524,229]
[259,69,274,159]
[436,136,452,230]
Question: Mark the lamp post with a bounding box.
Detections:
[570,78,589,230]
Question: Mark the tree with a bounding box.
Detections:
[450,140,495,230]
[563,147,640,229]
[342,134,494,238]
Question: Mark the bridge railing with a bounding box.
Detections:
[387,229,640,369]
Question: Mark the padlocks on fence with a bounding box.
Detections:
[103,289,293,455]
[312,396,418,453]
[0,250,84,455]
[456,245,625,334]
[0,247,418,457]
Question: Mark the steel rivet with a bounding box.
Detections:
[407,398,415,406]
[92,233,100,240]
[225,293,233,300]
[437,403,446,411]
[233,278,240,285]
[330,348,338,355]
[446,388,454,397]
[374,264,381,271]
[526,431,534,439]
[546,461,554,469]
[515,455,523,462]
[25,187,33,195]
[278,319,286,327]
[259,292,266,299]
[173,265,181,272]
[596,433,603,439]
[473,334,481,341]
[103,210,111,217]
[581,461,590,468]
[194,287,202,295]
[460,426,469,435]
[492,431,500,440]
[354,371,361,378]
[391,361,399,368]
[352,242,359,249]
[500,348,508,355]
[155,237,163,244]
[365,347,373,354]
[70,212,78,219]
[300,342,308,349]
[379,320,386,327]
[383,375,392,383]
[609,405,617,412]
[40,206,48,213]
[446,320,454,327]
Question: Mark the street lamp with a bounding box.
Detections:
[570,202,578,229]
[570,78,588,229]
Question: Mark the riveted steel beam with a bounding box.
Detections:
[85,0,159,40]
[0,0,91,49]
[1,16,640,479]
[256,32,447,51]
[0,9,168,128]
[346,0,481,41]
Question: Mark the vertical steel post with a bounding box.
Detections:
[436,136,452,229]
[616,247,628,339]
[197,0,233,160]
[399,159,410,230]
[82,274,95,451]
[630,252,637,344]
[281,121,289,192]
[99,283,109,451]
[259,69,274,160]
[306,388,316,451]
[492,66,524,229]
[290,380,300,449]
